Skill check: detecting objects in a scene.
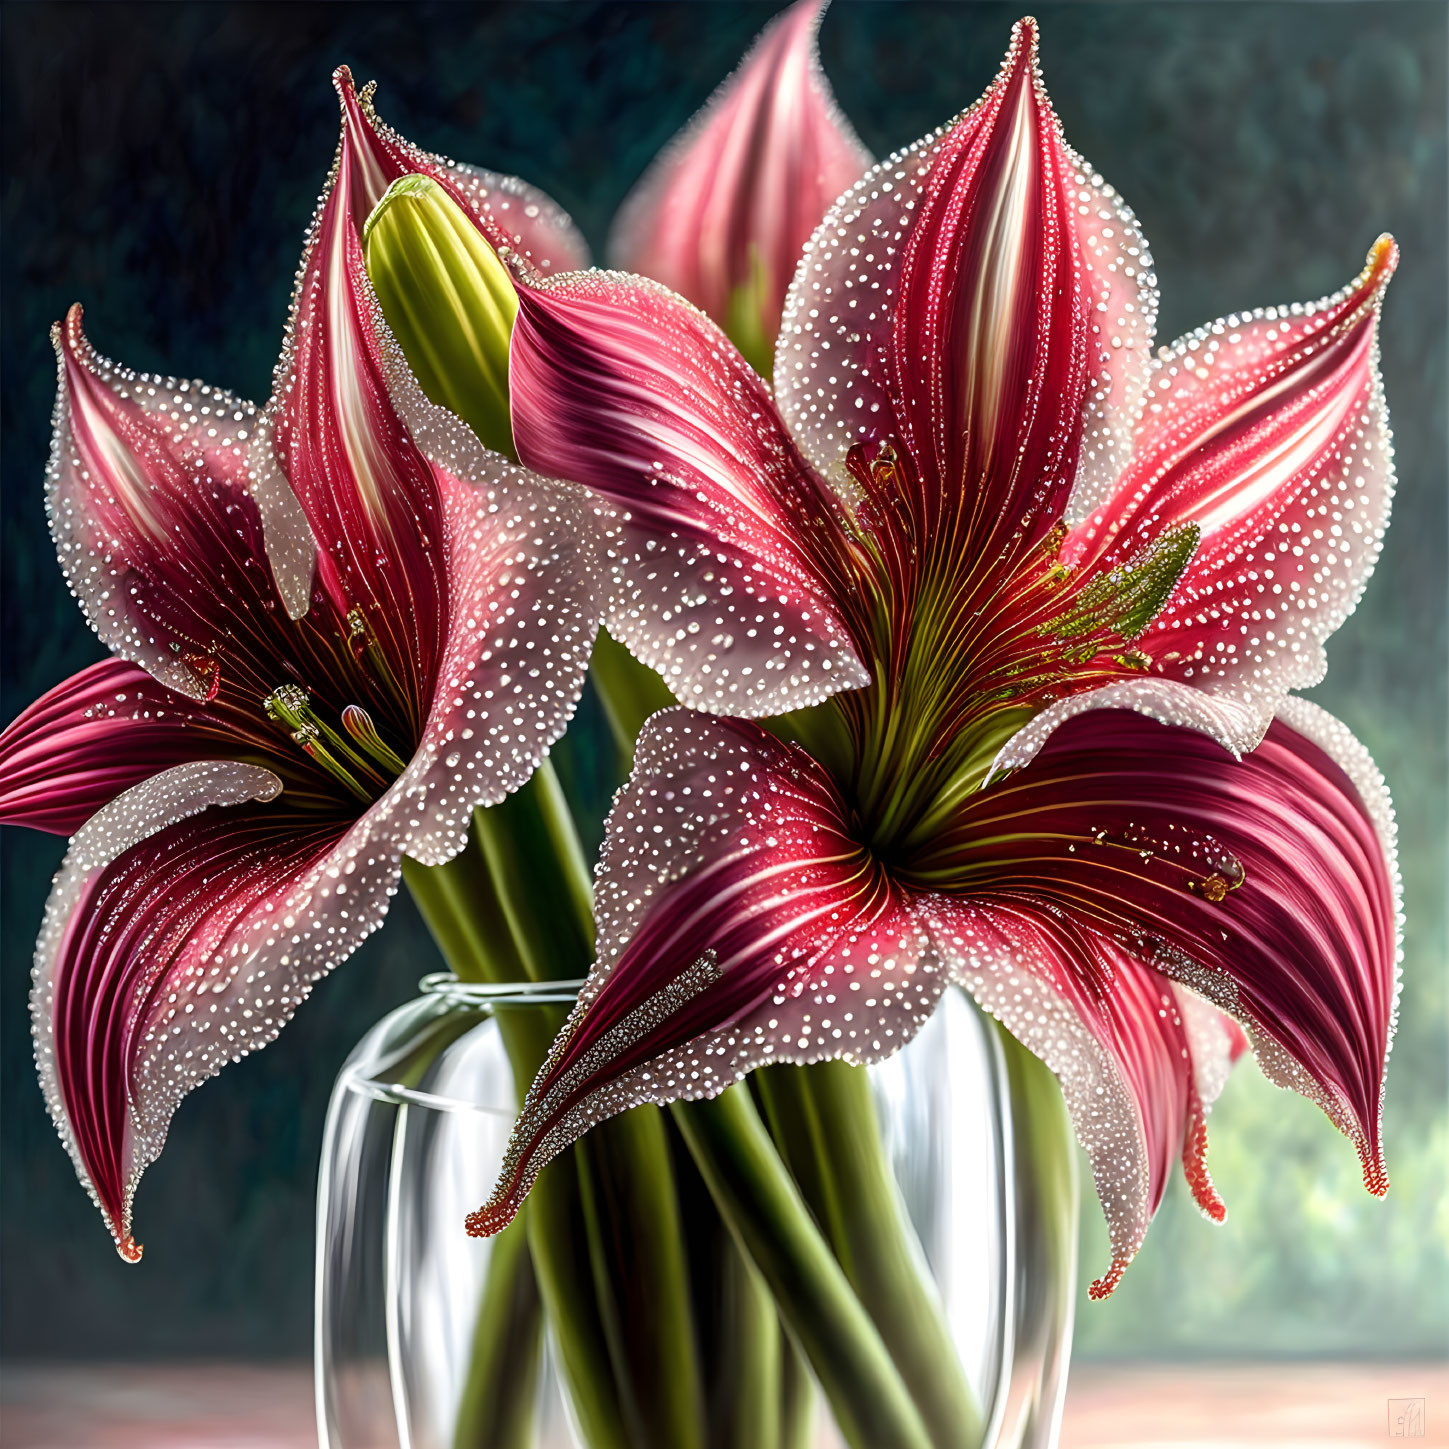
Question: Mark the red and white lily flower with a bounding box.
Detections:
[0,75,598,1259]
[478,20,1402,1295]
[611,0,871,371]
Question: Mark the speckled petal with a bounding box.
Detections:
[45,310,287,701]
[610,0,870,354]
[927,902,1243,1296]
[1065,239,1397,746]
[0,659,254,836]
[468,709,947,1235]
[371,340,603,863]
[923,704,1400,1216]
[509,270,867,715]
[775,17,1156,543]
[267,99,453,716]
[31,760,296,1257]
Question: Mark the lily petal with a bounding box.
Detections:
[925,702,1399,1209]
[610,0,870,367]
[46,310,285,701]
[776,18,1155,555]
[469,709,946,1236]
[266,102,452,709]
[509,271,867,714]
[1066,239,1398,747]
[927,902,1243,1296]
[31,760,297,1258]
[373,351,604,863]
[987,676,1259,778]
[0,660,257,835]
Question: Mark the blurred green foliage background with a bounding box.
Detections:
[2,1,1444,1361]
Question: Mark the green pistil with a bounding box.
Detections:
[341,704,410,776]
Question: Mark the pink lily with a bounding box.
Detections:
[478,20,1401,1294]
[610,0,871,369]
[0,78,598,1259]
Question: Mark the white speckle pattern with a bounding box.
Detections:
[20,90,605,1253]
[773,24,1157,504]
[45,319,270,700]
[31,761,282,1249]
[1066,240,1397,748]
[508,269,869,716]
[472,709,948,1231]
[1231,694,1404,1178]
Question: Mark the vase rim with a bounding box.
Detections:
[418,970,586,1007]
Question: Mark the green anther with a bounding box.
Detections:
[1041,522,1199,645]
[363,174,520,459]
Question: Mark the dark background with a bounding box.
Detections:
[2,2,1444,1360]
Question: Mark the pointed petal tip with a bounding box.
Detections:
[331,64,358,103]
[464,1196,517,1240]
[1364,233,1399,292]
[116,1234,143,1264]
[53,303,86,361]
[1087,1256,1129,1301]
[1003,16,1042,79]
[1361,1139,1390,1198]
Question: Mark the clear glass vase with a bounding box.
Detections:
[316,975,1075,1449]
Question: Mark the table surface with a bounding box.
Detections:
[3,1361,1446,1449]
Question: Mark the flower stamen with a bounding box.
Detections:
[264,683,401,804]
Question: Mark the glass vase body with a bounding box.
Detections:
[315,975,1076,1449]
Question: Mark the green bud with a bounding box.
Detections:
[363,174,520,460]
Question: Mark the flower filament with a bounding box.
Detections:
[797,440,1200,873]
[264,683,406,805]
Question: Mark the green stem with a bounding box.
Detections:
[589,629,675,764]
[383,1019,548,1449]
[707,1238,783,1449]
[475,765,708,1449]
[471,759,593,984]
[401,814,525,985]
[778,1327,814,1449]
[994,1025,1078,1449]
[452,1212,542,1449]
[673,1086,935,1449]
[754,1061,983,1448]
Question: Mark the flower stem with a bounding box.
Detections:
[672,1085,935,1449]
[589,629,675,763]
[754,1060,984,1448]
[451,1211,542,1449]
[470,763,709,1449]
[401,815,526,985]
[471,759,593,985]
[994,1025,1078,1449]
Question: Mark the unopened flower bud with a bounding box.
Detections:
[363,174,520,459]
